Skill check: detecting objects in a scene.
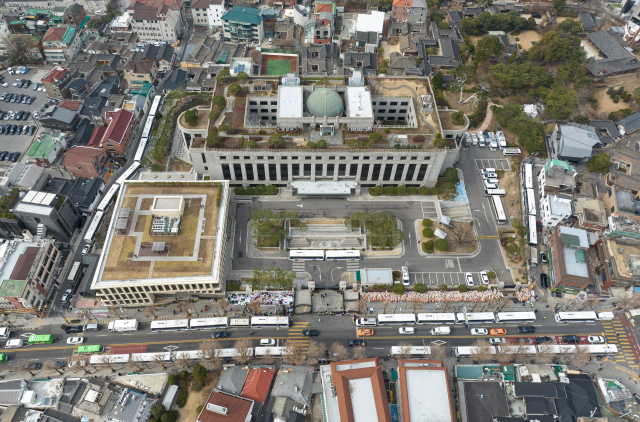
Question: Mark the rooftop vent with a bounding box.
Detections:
[206,404,228,415]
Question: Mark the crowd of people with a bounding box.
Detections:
[227,291,295,307]
[363,288,533,303]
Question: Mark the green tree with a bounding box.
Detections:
[555,19,581,35]
[573,115,590,124]
[218,124,232,133]
[423,219,433,227]
[385,186,397,196]
[391,284,406,295]
[434,138,446,148]
[451,110,466,126]
[267,134,285,148]
[586,152,611,173]
[216,69,230,84]
[377,59,389,74]
[545,85,578,119]
[212,95,226,109]
[192,363,207,383]
[176,390,188,408]
[474,35,504,63]
[423,228,434,237]
[249,267,297,290]
[206,132,221,147]
[348,138,372,149]
[184,109,198,126]
[160,413,177,422]
[414,283,428,293]
[434,239,449,251]
[439,20,450,29]
[228,83,242,96]
[527,31,585,65]
[250,209,304,247]
[344,211,404,247]
[553,0,565,12]
[432,71,445,89]
[151,403,166,419]
[236,71,249,82]
[369,132,383,143]
[87,18,103,29]
[247,139,258,148]
[458,285,469,293]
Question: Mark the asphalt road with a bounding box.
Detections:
[0,312,609,366]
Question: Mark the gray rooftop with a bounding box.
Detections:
[105,390,153,422]
[217,366,249,395]
[271,365,314,405]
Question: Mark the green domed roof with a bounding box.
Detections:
[306,88,344,117]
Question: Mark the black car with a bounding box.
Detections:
[518,326,535,333]
[32,362,42,370]
[22,111,29,121]
[29,126,35,135]
[65,325,84,334]
[563,335,580,343]
[212,331,229,339]
[9,152,18,162]
[302,330,319,337]
[535,336,553,344]
[531,13,542,18]
[23,80,30,88]
[540,273,548,289]
[15,126,22,135]
[238,251,243,257]
[348,339,365,346]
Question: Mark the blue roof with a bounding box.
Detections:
[221,6,262,25]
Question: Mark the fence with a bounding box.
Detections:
[261,48,299,55]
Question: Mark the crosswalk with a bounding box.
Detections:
[287,322,309,352]
[602,317,638,369]
[346,261,360,272]
[420,201,438,219]
[291,261,306,275]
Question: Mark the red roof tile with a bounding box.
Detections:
[42,66,69,84]
[59,100,82,111]
[316,3,333,13]
[9,247,40,281]
[241,368,274,403]
[124,59,155,74]
[102,109,134,145]
[130,0,180,11]
[63,146,105,167]
[43,27,68,42]
[196,391,253,422]
[87,125,107,147]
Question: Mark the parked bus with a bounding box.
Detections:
[526,189,536,216]
[67,261,82,282]
[495,312,537,323]
[390,346,431,356]
[90,354,128,365]
[250,316,289,328]
[78,345,104,354]
[529,215,538,246]
[189,317,229,330]
[454,346,497,358]
[150,319,190,332]
[456,312,496,324]
[229,317,251,328]
[490,196,507,225]
[544,344,618,356]
[325,250,361,261]
[288,250,324,261]
[108,319,138,332]
[523,163,533,190]
[529,246,538,266]
[416,313,456,324]
[554,312,599,323]
[28,334,53,344]
[484,189,506,196]
[497,345,537,355]
[503,147,521,156]
[377,314,416,325]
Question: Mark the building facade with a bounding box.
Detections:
[222,6,264,44]
[548,226,593,293]
[128,4,181,43]
[41,66,76,99]
[541,193,573,228]
[12,192,80,242]
[206,0,225,28]
[42,26,81,64]
[63,146,109,178]
[124,60,158,89]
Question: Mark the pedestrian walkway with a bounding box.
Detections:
[291,261,307,276]
[602,316,639,369]
[346,261,360,273]
[420,201,438,219]
[287,321,309,352]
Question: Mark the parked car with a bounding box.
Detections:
[518,326,535,333]
[562,335,580,343]
[348,339,365,346]
[489,338,505,345]
[517,337,533,344]
[588,336,606,344]
[7,68,14,75]
[540,273,548,289]
[480,271,489,285]
[465,272,474,287]
[212,331,229,339]
[531,12,542,18]
[535,336,553,344]
[471,328,488,335]
[540,252,548,264]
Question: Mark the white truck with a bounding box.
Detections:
[108,319,139,332]
[431,326,451,335]
[0,327,10,339]
[597,312,614,321]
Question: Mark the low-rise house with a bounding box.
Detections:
[13,189,80,242]
[617,110,640,135]
[196,390,254,422]
[25,132,67,167]
[97,109,136,158]
[427,23,463,70]
[537,159,577,196]
[41,66,76,99]
[590,120,621,145]
[343,52,377,75]
[548,123,602,162]
[608,141,640,195]
[124,59,158,90]
[541,193,573,228]
[300,43,341,76]
[63,146,109,178]
[388,52,420,75]
[42,25,81,63]
[68,78,90,100]
[216,366,248,395]
[548,226,594,293]
[392,0,427,24]
[191,0,213,28]
[313,13,334,44]
[241,367,275,404]
[63,4,87,28]
[139,43,176,72]
[580,12,598,31]
[39,106,81,132]
[586,29,640,78]
[573,198,607,231]
[273,17,299,48]
[602,185,640,222]
[354,30,378,51]
[0,162,44,195]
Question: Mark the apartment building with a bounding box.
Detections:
[206,0,225,28]
[124,59,158,89]
[222,6,264,44]
[42,26,81,64]
[63,146,109,178]
[41,66,76,99]
[128,3,181,43]
[392,0,427,24]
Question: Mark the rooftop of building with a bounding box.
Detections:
[271,365,314,405]
[398,360,454,422]
[93,180,228,288]
[221,6,262,24]
[196,390,253,422]
[63,146,105,168]
[546,194,573,216]
[241,367,274,404]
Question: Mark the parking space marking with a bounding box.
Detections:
[475,158,512,171]
[409,272,487,287]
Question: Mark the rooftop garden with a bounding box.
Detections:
[0,189,19,220]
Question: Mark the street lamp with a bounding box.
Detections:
[331,267,344,285]
[312,265,322,283]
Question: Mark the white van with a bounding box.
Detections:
[260,338,276,346]
[482,168,496,174]
[485,178,499,185]
[431,326,451,335]
[401,266,409,286]
[356,318,377,327]
[5,339,22,348]
[628,309,640,318]
[0,328,9,339]
[484,183,498,190]
[597,312,614,321]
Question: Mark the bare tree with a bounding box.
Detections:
[409,297,422,313]
[557,345,573,363]
[395,342,413,360]
[352,346,366,359]
[495,345,514,363]
[618,293,638,310]
[535,342,554,363]
[145,304,158,318]
[174,352,192,369]
[581,297,599,310]
[108,305,122,318]
[307,340,326,364]
[247,300,260,315]
[577,86,592,103]
[330,342,350,361]
[43,360,62,375]
[126,354,143,372]
[233,339,253,364]
[510,344,530,363]
[356,298,368,315]
[217,298,231,316]
[447,222,476,249]
[261,347,276,364]
[99,355,117,373]
[428,344,446,359]
[176,301,191,318]
[199,341,223,370]
[471,339,493,362]
[80,309,95,322]
[382,301,393,314]
[282,340,306,366]
[153,353,167,370]
[16,359,36,376]
[573,345,592,366]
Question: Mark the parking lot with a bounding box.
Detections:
[408,271,486,287]
[473,157,512,171]
[0,67,50,159]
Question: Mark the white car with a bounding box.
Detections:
[588,336,606,344]
[480,271,489,285]
[489,338,505,345]
[61,288,72,302]
[33,111,39,119]
[398,327,415,335]
[471,328,488,335]
[67,337,84,345]
[81,245,90,255]
[7,68,13,75]
[465,272,474,287]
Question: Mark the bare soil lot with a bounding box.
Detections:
[444,91,478,115]
[515,30,541,50]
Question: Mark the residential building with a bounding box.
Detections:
[42,26,81,63]
[343,52,377,76]
[548,123,602,162]
[206,0,225,28]
[320,358,391,422]
[548,226,593,293]
[68,78,90,100]
[41,66,76,99]
[0,239,63,308]
[12,190,80,242]
[241,367,275,404]
[602,185,640,222]
[63,146,109,178]
[355,11,385,36]
[25,132,67,168]
[124,59,158,90]
[427,23,463,71]
[537,159,577,196]
[222,6,264,44]
[91,179,230,306]
[0,162,44,194]
[579,12,598,31]
[354,31,378,51]
[300,43,340,76]
[541,193,573,228]
[196,390,254,422]
[590,119,621,145]
[47,177,105,212]
[396,360,454,422]
[388,52,420,76]
[586,29,640,78]
[98,109,136,158]
[63,4,87,28]
[191,0,212,27]
[573,198,607,231]
[607,141,640,195]
[128,2,181,43]
[313,13,334,44]
[216,366,248,395]
[265,364,313,420]
[392,0,427,24]
[139,43,176,72]
[39,106,81,132]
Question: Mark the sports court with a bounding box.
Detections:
[261,54,297,76]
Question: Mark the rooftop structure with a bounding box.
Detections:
[196,390,254,422]
[216,366,248,395]
[241,367,275,403]
[91,180,230,306]
[549,225,593,292]
[549,123,602,162]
